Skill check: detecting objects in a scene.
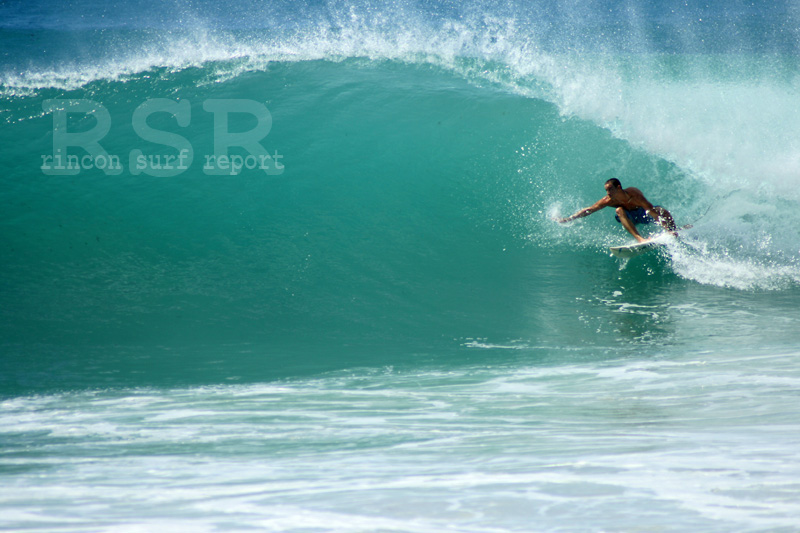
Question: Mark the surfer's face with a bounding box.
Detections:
[605,183,618,197]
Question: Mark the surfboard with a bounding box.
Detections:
[609,225,692,259]
[609,239,664,258]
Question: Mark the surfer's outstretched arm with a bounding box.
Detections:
[559,208,590,223]
[558,198,608,223]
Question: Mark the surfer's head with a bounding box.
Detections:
[605,178,622,195]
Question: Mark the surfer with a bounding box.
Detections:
[558,178,677,242]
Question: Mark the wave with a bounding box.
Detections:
[1,2,800,395]
[0,1,798,311]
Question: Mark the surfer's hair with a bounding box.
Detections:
[605,178,622,189]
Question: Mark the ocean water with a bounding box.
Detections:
[2,0,800,531]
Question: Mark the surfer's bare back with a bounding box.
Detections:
[558,178,677,243]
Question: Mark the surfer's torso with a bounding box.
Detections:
[603,186,654,212]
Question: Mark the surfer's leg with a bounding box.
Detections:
[648,206,678,233]
[615,207,646,242]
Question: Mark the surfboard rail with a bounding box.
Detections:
[609,225,692,258]
[609,240,664,258]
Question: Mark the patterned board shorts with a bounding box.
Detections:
[615,206,658,225]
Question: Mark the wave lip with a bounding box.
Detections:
[4,7,798,192]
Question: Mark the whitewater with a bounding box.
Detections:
[2,0,800,531]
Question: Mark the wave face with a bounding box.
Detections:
[1,0,800,392]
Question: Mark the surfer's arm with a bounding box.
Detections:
[559,199,607,223]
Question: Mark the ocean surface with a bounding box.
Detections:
[2,0,800,531]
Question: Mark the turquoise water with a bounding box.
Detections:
[2,1,800,530]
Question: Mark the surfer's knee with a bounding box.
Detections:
[652,206,677,228]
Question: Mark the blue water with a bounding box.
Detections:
[2,1,800,530]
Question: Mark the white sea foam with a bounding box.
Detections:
[3,352,800,531]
